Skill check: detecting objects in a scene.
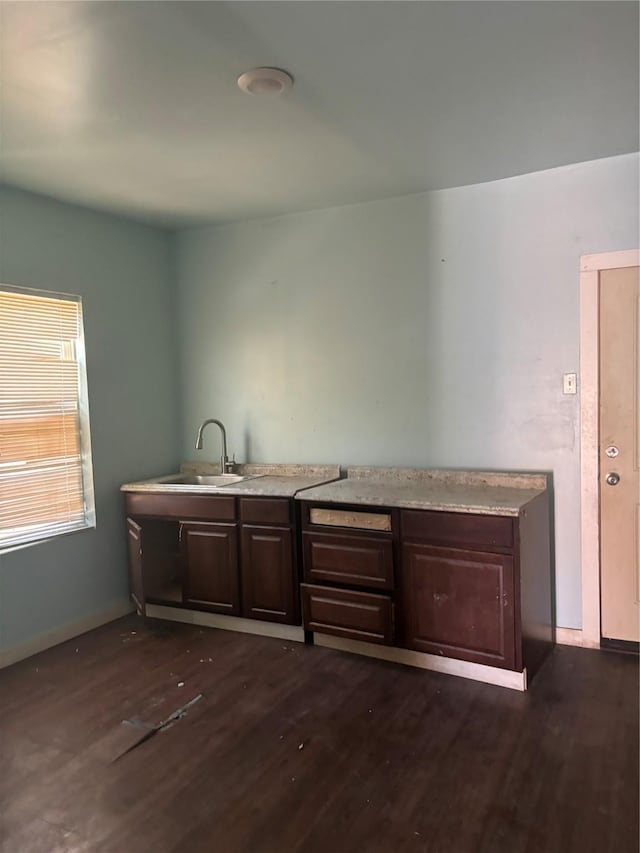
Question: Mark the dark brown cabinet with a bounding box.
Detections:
[299,496,552,680]
[238,496,299,625]
[182,522,239,614]
[401,542,515,669]
[398,505,552,677]
[124,492,301,626]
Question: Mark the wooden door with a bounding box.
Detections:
[401,542,516,669]
[240,525,296,624]
[127,518,145,615]
[600,265,640,643]
[182,522,240,614]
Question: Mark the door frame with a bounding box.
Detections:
[580,250,639,646]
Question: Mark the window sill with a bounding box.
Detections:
[0,520,96,555]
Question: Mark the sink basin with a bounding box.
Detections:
[158,474,258,487]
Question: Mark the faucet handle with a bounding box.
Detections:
[224,455,238,474]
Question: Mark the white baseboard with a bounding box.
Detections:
[315,634,528,691]
[0,600,135,669]
[146,604,306,643]
[555,627,600,649]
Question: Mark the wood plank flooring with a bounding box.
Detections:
[1,615,637,853]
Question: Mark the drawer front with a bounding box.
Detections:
[303,531,394,591]
[401,509,514,551]
[125,493,235,522]
[301,584,393,645]
[239,497,291,525]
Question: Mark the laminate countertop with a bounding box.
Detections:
[121,463,341,499]
[296,467,548,517]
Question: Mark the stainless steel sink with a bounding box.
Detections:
[158,474,259,487]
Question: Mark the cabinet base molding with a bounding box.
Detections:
[145,604,305,643]
[314,634,528,691]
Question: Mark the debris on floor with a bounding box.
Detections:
[93,694,204,762]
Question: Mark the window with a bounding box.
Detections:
[0,285,95,550]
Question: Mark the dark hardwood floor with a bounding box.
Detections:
[1,615,638,853]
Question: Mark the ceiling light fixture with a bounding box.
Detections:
[237,67,294,96]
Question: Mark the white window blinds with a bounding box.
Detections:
[0,285,95,549]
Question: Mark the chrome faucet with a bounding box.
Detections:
[194,419,236,474]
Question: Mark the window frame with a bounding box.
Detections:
[0,283,96,552]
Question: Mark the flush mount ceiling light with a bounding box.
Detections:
[237,67,294,96]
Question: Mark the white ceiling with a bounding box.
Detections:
[1,1,638,227]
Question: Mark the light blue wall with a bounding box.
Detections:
[0,186,180,654]
[175,153,639,629]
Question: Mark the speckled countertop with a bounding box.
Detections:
[121,463,341,498]
[296,467,548,517]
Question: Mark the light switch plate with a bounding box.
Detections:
[563,372,577,394]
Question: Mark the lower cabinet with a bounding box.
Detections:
[300,500,552,679]
[126,488,552,680]
[182,521,240,615]
[401,542,515,669]
[124,493,301,625]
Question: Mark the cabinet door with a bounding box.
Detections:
[127,518,145,615]
[182,522,240,614]
[241,525,296,624]
[401,543,516,669]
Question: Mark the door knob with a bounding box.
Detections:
[606,472,620,486]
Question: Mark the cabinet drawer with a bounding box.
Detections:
[302,531,394,590]
[301,584,393,645]
[239,497,291,525]
[401,509,514,551]
[125,493,235,522]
